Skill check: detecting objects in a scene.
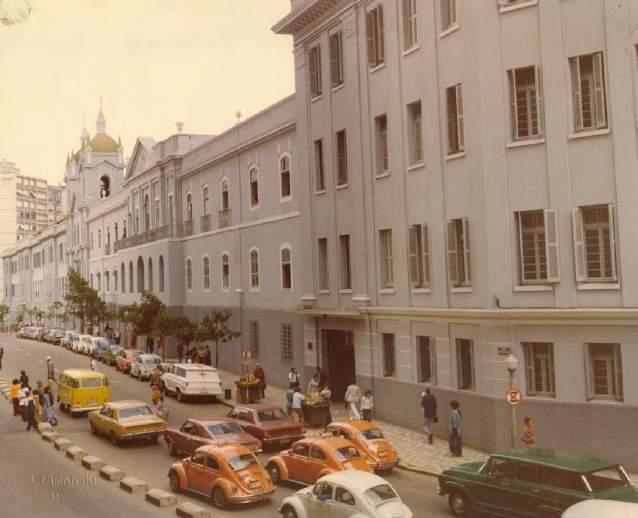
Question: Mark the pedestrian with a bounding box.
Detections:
[114,329,121,345]
[285,382,295,416]
[361,390,374,422]
[421,388,438,445]
[307,374,320,395]
[10,378,21,416]
[253,362,266,398]
[344,379,362,420]
[19,370,29,388]
[320,384,333,424]
[18,386,29,422]
[35,381,44,405]
[25,390,37,431]
[291,386,305,425]
[146,335,154,354]
[288,367,300,386]
[449,400,463,457]
[521,416,536,447]
[204,345,211,366]
[315,366,327,390]
[42,386,54,425]
[177,341,184,363]
[0,346,4,370]
[90,358,97,371]
[46,357,55,381]
[33,389,42,423]
[151,384,161,403]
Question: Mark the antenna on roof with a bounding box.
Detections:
[235,110,242,124]
[176,122,184,134]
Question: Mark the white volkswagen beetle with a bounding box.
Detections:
[278,471,413,518]
[562,500,638,518]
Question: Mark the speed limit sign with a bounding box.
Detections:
[241,348,252,361]
[506,389,522,406]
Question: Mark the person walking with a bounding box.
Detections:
[288,368,300,386]
[42,386,57,427]
[18,386,29,421]
[114,329,121,345]
[344,380,362,420]
[90,358,97,371]
[253,363,266,398]
[449,400,463,457]
[315,367,327,390]
[521,416,536,447]
[10,378,21,416]
[285,382,295,416]
[0,346,4,370]
[25,390,37,431]
[361,390,374,422]
[291,386,305,425]
[19,370,29,388]
[421,388,438,445]
[46,357,55,382]
[177,341,184,363]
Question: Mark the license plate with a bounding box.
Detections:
[87,399,96,406]
[249,481,262,489]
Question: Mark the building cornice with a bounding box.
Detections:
[272,0,343,35]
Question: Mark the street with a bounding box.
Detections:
[0,333,452,518]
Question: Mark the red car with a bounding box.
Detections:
[115,349,140,374]
[227,404,305,449]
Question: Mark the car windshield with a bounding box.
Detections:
[585,466,631,492]
[119,406,153,419]
[360,428,384,440]
[208,422,243,436]
[80,378,103,388]
[257,409,287,421]
[363,484,399,506]
[335,447,362,461]
[228,454,258,471]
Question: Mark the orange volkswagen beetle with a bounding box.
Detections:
[167,444,274,509]
[265,436,372,486]
[326,420,399,473]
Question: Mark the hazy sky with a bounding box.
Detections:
[0,0,294,184]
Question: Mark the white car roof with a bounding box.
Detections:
[79,335,92,339]
[563,500,638,518]
[174,363,217,371]
[89,336,107,342]
[317,471,390,492]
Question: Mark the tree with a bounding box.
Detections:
[47,301,64,327]
[31,306,45,326]
[173,316,197,354]
[64,267,106,332]
[196,308,241,368]
[151,306,177,361]
[0,303,9,331]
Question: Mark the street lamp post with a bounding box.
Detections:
[505,353,519,449]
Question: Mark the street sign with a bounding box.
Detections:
[497,346,512,356]
[506,389,522,406]
[241,348,252,361]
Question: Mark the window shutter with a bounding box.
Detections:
[517,212,526,283]
[366,11,375,67]
[544,209,560,282]
[614,344,623,401]
[570,57,583,131]
[456,84,465,151]
[462,217,471,283]
[447,220,458,285]
[525,344,536,396]
[422,224,431,285]
[447,88,456,152]
[535,65,543,137]
[309,49,317,97]
[377,6,385,64]
[509,70,519,140]
[408,225,419,286]
[329,35,338,86]
[584,343,594,401]
[315,46,322,96]
[571,207,586,282]
[593,52,607,129]
[607,203,618,282]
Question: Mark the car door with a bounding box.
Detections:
[286,443,310,483]
[509,462,544,518]
[536,467,588,514]
[305,482,336,516]
[186,452,209,493]
[203,455,221,496]
[308,446,329,483]
[333,485,363,517]
[482,457,520,516]
[177,421,200,454]
[97,406,114,435]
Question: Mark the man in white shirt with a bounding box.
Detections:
[291,386,306,425]
[344,380,362,420]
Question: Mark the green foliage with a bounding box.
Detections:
[196,308,241,368]
[64,266,107,332]
[0,303,9,326]
[173,315,197,348]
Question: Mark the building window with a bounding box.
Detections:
[339,234,352,290]
[382,333,396,377]
[456,338,474,390]
[129,261,134,292]
[329,31,344,87]
[158,256,165,292]
[249,320,260,358]
[509,66,542,140]
[586,343,623,401]
[523,342,555,397]
[366,5,385,68]
[148,258,153,291]
[168,195,174,226]
[221,252,230,290]
[203,186,210,216]
[379,229,394,288]
[186,257,192,291]
[143,194,150,230]
[318,238,329,290]
[447,218,471,287]
[441,0,457,31]
[185,192,193,222]
[96,273,101,292]
[309,45,322,99]
[446,84,464,154]
[407,101,423,165]
[570,52,607,132]
[403,0,418,50]
[314,139,325,191]
[280,155,291,200]
[281,323,293,361]
[375,114,389,175]
[572,204,617,282]
[336,130,348,186]
[517,209,559,284]
[409,223,430,288]
[280,246,292,290]
[203,256,210,290]
[221,179,229,210]
[249,248,260,289]
[417,336,436,383]
[121,263,125,292]
[113,271,118,293]
[249,168,259,208]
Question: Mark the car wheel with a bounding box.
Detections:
[211,487,227,510]
[449,491,471,517]
[281,505,298,518]
[267,463,281,485]
[176,389,183,402]
[168,470,181,493]
[90,421,97,435]
[110,432,119,446]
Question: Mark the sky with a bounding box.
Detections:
[0,0,294,184]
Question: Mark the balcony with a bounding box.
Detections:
[184,220,194,237]
[200,214,211,233]
[113,224,176,252]
[219,208,231,229]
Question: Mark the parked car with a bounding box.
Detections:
[61,330,79,349]
[42,329,56,343]
[278,471,413,518]
[88,400,166,445]
[562,500,638,518]
[227,404,305,450]
[168,444,275,509]
[87,337,110,359]
[17,325,31,338]
[35,327,48,341]
[101,345,123,366]
[325,420,399,473]
[164,418,262,457]
[266,436,372,486]
[115,349,140,373]
[75,334,92,353]
[160,363,222,402]
[130,354,162,381]
[57,369,111,415]
[49,329,65,345]
[29,327,42,340]
[438,449,638,518]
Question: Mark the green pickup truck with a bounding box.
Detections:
[438,449,638,517]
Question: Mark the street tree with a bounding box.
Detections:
[64,266,106,333]
[173,315,197,356]
[151,305,177,361]
[196,308,241,368]
[0,303,9,331]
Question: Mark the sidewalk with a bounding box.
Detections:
[215,368,488,476]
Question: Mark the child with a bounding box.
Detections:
[361,390,374,422]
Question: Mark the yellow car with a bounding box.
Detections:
[89,400,167,446]
[58,369,111,416]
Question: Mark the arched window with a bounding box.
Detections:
[221,178,229,210]
[203,256,211,289]
[137,257,145,293]
[159,255,165,292]
[249,248,260,289]
[99,175,110,198]
[113,270,118,293]
[203,186,210,216]
[185,192,193,222]
[105,271,110,292]
[280,154,291,200]
[249,167,259,208]
[106,227,111,247]
[144,195,150,231]
[97,273,101,291]
[115,222,119,241]
[97,230,102,249]
[129,261,134,292]
[122,219,127,239]
[281,245,292,290]
[221,252,230,290]
[186,257,193,290]
[121,263,125,292]
[148,257,153,292]
[90,273,94,288]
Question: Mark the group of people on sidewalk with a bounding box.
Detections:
[7,369,58,431]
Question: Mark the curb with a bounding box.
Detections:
[397,462,439,478]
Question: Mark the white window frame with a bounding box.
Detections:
[379,229,394,288]
[569,52,607,132]
[279,153,292,202]
[221,251,230,291]
[280,243,293,291]
[585,343,623,401]
[202,185,210,216]
[339,234,352,290]
[318,238,329,290]
[517,209,560,284]
[329,30,344,88]
[375,114,389,175]
[185,257,193,291]
[523,342,556,397]
[249,247,260,291]
[407,100,424,165]
[446,83,464,155]
[572,204,617,283]
[220,177,230,210]
[308,44,322,99]
[203,254,211,291]
[366,5,385,68]
[403,0,418,51]
[314,139,326,192]
[408,223,430,288]
[447,218,471,287]
[440,0,457,31]
[336,130,348,186]
[508,65,543,141]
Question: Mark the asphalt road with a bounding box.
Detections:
[0,333,455,518]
